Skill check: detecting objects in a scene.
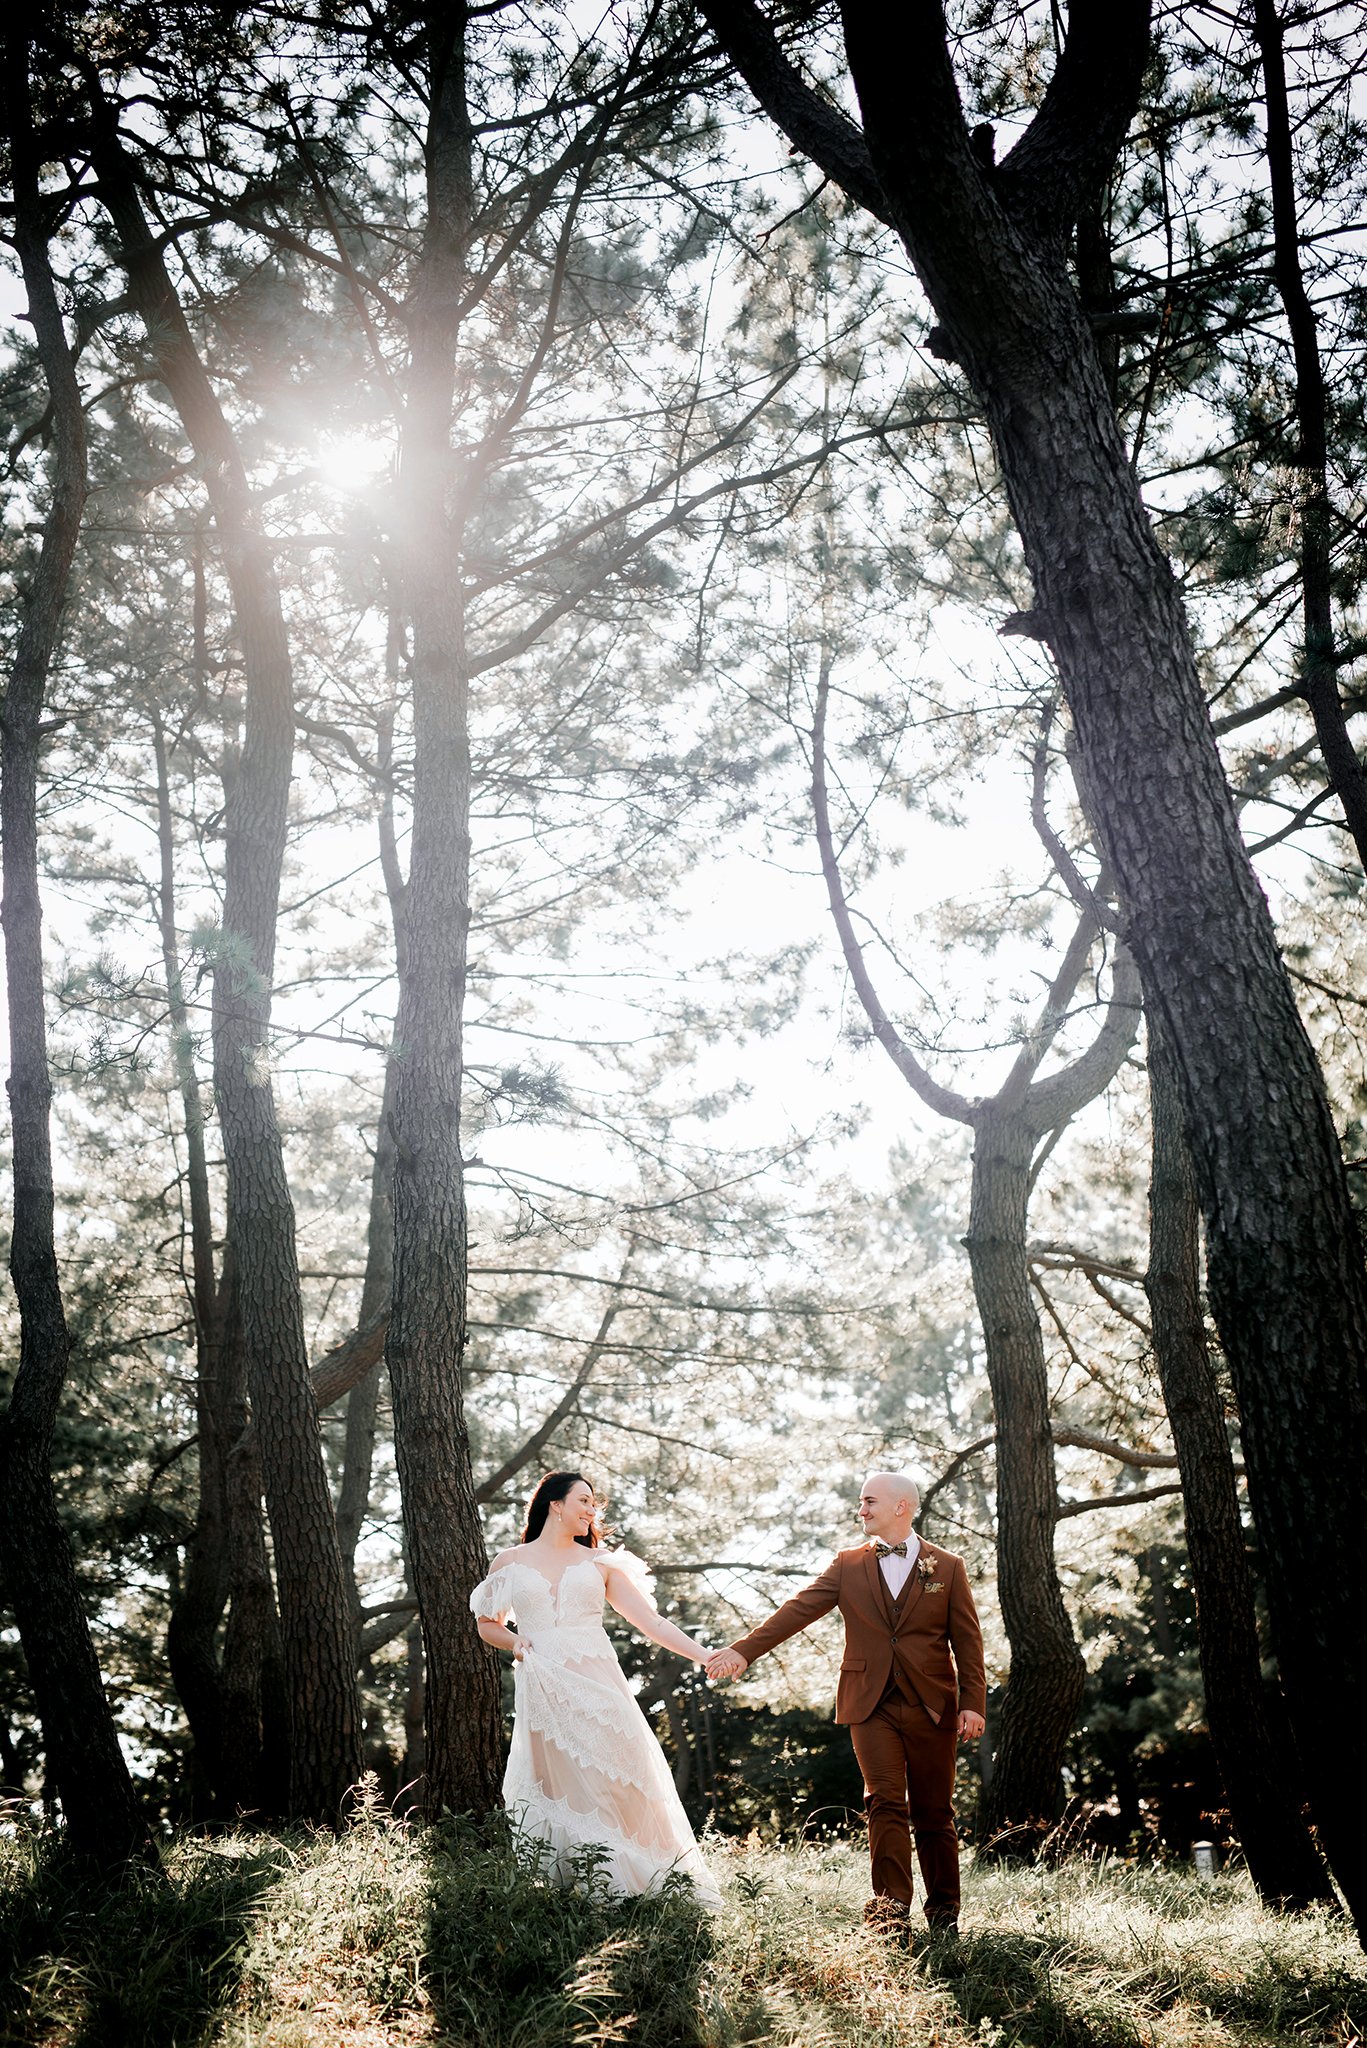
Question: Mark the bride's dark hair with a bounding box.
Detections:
[521,1470,600,1548]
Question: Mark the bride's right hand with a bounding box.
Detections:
[509,1633,534,1661]
[706,1648,747,1682]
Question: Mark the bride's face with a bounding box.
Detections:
[553,1480,597,1538]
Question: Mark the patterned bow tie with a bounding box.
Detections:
[875,1540,908,1558]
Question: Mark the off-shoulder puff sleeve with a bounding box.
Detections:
[469,1566,515,1621]
[599,1548,657,1607]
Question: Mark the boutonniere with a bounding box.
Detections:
[918,1553,944,1591]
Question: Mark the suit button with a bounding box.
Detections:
[891,1637,898,1645]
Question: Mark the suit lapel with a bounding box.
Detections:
[864,1542,897,1628]
[899,1539,935,1621]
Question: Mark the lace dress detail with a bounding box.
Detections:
[469,1550,720,1908]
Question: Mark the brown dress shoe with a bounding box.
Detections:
[863,1896,911,1928]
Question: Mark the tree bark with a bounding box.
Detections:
[1145,1020,1336,1911]
[1251,0,1367,865]
[336,644,404,1646]
[966,1111,1085,1853]
[398,1616,427,1816]
[385,5,503,1816]
[154,700,285,1818]
[154,709,233,1815]
[334,1068,395,1645]
[0,33,151,1867]
[337,1373,382,1641]
[87,93,360,1820]
[704,0,1367,1938]
[213,1248,291,1818]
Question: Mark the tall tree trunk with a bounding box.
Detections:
[156,671,285,1818]
[705,0,1367,1938]
[154,709,233,1814]
[1145,1021,1336,1911]
[966,1110,1085,1853]
[336,1374,382,1646]
[336,660,404,1646]
[385,5,503,1817]
[334,1076,393,1643]
[0,35,151,1867]
[334,1081,396,1627]
[1251,0,1367,862]
[399,1618,427,1815]
[332,1080,396,1652]
[212,1249,291,1818]
[87,99,361,1820]
[910,84,1367,1936]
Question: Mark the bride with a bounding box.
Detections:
[470,1470,722,1908]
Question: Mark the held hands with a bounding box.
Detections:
[958,1710,985,1740]
[706,1648,748,1683]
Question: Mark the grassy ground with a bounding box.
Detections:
[0,1794,1362,2048]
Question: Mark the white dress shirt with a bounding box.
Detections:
[876,1532,920,1599]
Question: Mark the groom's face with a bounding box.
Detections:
[857,1478,905,1542]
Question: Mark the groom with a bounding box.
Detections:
[707,1471,986,1931]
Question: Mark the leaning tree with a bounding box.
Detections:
[700,0,1367,1932]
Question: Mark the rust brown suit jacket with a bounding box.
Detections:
[730,1540,987,1727]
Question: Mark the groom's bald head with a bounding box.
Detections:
[858,1470,919,1541]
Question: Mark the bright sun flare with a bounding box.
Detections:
[314,430,392,492]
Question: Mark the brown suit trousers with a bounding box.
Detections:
[850,1670,960,1919]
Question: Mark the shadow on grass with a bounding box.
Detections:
[919,1925,1367,2048]
[0,1829,289,2048]
[424,1813,756,2048]
[921,1930,1167,2048]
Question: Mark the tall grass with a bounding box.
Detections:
[1,1793,1363,2047]
[719,1843,1367,2046]
[0,1821,288,2047]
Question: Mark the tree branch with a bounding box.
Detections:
[309,1311,388,1413]
[1029,703,1122,934]
[359,1604,417,1661]
[993,0,1153,237]
[1026,937,1141,1127]
[1056,1482,1183,1520]
[698,0,891,227]
[811,650,973,1121]
[918,1432,996,1519]
[650,1560,814,1577]
[1052,1425,1176,1471]
[1029,1242,1144,1284]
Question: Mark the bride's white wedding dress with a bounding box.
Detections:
[469,1549,721,1908]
